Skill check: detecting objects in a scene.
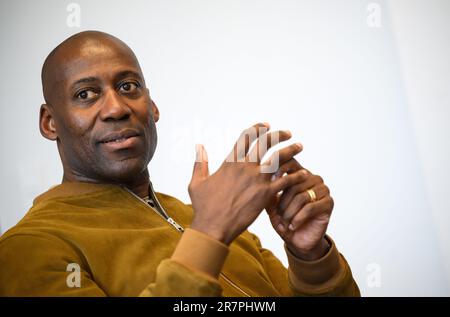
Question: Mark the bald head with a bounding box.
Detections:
[41,30,142,105]
[39,30,159,186]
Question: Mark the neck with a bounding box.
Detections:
[62,168,150,198]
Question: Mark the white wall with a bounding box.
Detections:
[387,0,450,295]
[0,0,449,296]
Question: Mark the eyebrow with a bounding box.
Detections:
[71,76,98,89]
[70,70,143,90]
[114,70,143,82]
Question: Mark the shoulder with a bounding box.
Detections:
[0,230,86,296]
[0,226,74,257]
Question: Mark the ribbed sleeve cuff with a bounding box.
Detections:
[285,235,347,293]
[171,228,230,279]
[139,259,224,297]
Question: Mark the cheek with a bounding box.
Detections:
[72,108,95,133]
[59,109,96,146]
[134,99,154,126]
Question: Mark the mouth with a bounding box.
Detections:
[98,129,141,150]
[100,136,136,144]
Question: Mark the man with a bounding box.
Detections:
[0,31,359,296]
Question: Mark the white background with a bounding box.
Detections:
[0,0,449,296]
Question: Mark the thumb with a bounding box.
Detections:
[191,144,210,183]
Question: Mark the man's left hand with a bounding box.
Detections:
[266,159,333,261]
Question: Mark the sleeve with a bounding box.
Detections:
[0,229,230,297]
[0,230,229,297]
[0,234,107,296]
[248,233,361,297]
[139,228,229,297]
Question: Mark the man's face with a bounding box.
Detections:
[42,38,158,183]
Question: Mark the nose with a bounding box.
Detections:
[99,88,131,121]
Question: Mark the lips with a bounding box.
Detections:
[98,129,140,144]
[97,129,142,151]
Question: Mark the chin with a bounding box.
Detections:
[100,158,148,183]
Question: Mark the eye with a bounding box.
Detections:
[119,82,139,93]
[76,89,98,100]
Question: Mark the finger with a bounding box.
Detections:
[265,192,288,233]
[272,159,304,179]
[261,143,303,174]
[269,168,307,194]
[269,212,288,235]
[265,192,281,217]
[278,172,323,211]
[279,183,330,223]
[226,122,270,163]
[288,196,334,231]
[266,204,290,235]
[270,159,305,182]
[190,144,210,185]
[247,130,292,163]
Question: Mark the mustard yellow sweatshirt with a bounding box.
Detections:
[0,182,360,297]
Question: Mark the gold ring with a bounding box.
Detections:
[306,189,317,202]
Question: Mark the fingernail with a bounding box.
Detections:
[195,144,201,161]
[288,224,295,231]
[285,130,292,137]
[195,144,207,162]
[295,142,302,149]
[301,169,308,176]
[202,146,208,162]
[277,223,285,231]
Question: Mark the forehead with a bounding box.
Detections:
[56,38,142,85]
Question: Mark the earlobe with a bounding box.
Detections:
[146,88,160,122]
[39,104,58,141]
[152,101,160,122]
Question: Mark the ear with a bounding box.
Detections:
[146,88,160,123]
[152,100,160,123]
[39,104,58,141]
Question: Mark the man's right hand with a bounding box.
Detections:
[188,122,306,245]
